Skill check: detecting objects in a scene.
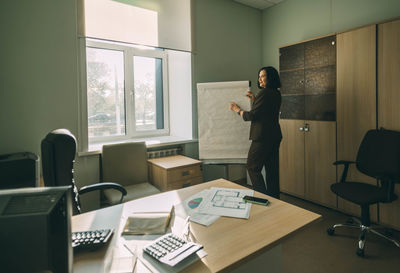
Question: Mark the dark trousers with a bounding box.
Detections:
[246,140,281,199]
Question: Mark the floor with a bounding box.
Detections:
[280,193,400,273]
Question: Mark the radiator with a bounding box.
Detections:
[147,147,181,159]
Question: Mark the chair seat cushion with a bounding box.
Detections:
[331,182,388,206]
[104,182,160,205]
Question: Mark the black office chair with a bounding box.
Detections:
[327,128,400,257]
[41,128,127,214]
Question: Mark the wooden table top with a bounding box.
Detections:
[72,179,321,273]
[147,155,202,169]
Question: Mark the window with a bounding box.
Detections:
[85,39,169,144]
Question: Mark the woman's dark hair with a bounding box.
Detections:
[257,66,281,89]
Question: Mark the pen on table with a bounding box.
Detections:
[183,216,191,240]
[123,243,137,272]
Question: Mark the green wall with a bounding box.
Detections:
[193,0,262,84]
[0,0,79,155]
[262,0,400,68]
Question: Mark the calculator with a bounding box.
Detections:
[72,229,114,251]
[143,233,203,267]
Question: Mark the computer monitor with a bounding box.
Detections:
[0,186,72,273]
[0,152,40,189]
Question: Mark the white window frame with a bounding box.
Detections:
[79,39,170,148]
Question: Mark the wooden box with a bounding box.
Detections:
[148,155,203,191]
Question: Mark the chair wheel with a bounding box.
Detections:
[356,248,364,257]
[327,227,335,236]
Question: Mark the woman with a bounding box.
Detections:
[229,66,282,199]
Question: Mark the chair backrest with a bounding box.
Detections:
[41,128,81,214]
[356,128,400,181]
[101,142,148,186]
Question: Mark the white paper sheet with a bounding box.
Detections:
[174,189,220,226]
[197,187,254,219]
[197,81,251,160]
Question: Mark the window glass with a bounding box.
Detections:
[86,47,125,138]
[133,56,164,131]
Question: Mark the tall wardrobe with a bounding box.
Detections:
[279,18,400,230]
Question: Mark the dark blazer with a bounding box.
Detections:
[242,87,282,143]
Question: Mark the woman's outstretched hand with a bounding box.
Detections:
[229,102,240,112]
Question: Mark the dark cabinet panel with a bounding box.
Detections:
[305,94,336,121]
[305,36,336,68]
[280,43,304,70]
[305,65,336,94]
[279,35,336,121]
[280,95,305,120]
[280,70,305,95]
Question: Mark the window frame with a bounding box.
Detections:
[80,39,170,147]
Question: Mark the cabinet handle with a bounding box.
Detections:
[304,123,310,132]
[299,80,304,84]
[299,127,304,131]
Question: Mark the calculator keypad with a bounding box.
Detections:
[144,234,186,259]
[143,233,203,267]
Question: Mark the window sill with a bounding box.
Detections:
[78,136,197,157]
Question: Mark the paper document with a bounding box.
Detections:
[197,187,253,219]
[174,189,220,226]
[122,208,172,235]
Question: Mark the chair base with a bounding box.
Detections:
[327,217,400,257]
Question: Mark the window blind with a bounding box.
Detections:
[77,0,192,52]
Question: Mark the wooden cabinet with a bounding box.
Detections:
[304,121,337,207]
[279,119,305,197]
[279,119,336,208]
[280,35,336,121]
[336,25,377,220]
[279,19,400,230]
[148,155,203,191]
[279,35,337,208]
[377,19,400,229]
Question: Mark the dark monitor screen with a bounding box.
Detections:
[0,186,72,273]
[0,152,40,189]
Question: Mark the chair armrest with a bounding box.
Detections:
[333,160,356,166]
[79,182,127,203]
[333,160,356,183]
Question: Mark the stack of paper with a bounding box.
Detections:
[122,209,172,235]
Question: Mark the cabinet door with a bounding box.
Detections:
[280,43,305,120]
[279,43,304,71]
[304,121,336,208]
[378,19,400,229]
[279,119,305,197]
[304,36,336,121]
[337,25,377,219]
[304,36,336,68]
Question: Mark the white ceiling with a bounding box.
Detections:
[233,0,285,10]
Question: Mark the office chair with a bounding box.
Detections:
[327,128,400,257]
[101,142,160,205]
[41,129,127,214]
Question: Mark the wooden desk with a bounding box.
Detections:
[72,179,321,272]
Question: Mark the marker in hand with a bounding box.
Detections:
[246,81,255,101]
